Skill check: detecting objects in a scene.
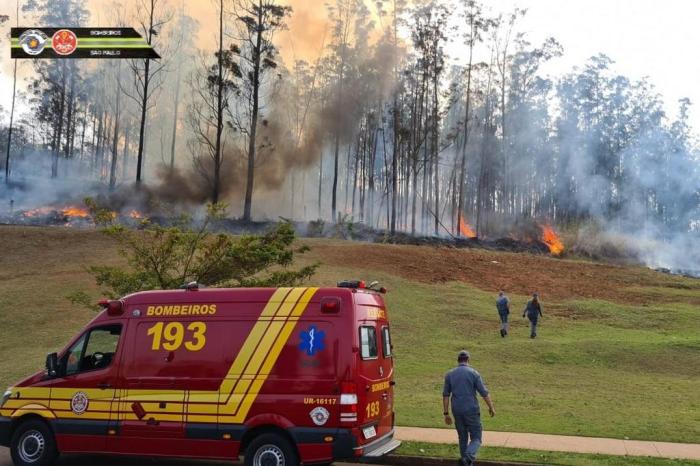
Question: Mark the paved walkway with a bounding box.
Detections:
[395,427,700,461]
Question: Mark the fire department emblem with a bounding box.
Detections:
[18,30,48,56]
[52,29,78,56]
[309,406,329,426]
[70,391,89,415]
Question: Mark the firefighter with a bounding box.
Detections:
[522,293,543,338]
[496,290,510,338]
[443,350,496,466]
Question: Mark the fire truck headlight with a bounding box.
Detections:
[0,390,11,409]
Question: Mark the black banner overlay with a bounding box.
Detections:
[11,27,160,59]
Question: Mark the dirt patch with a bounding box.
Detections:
[1,225,695,307]
[309,241,696,304]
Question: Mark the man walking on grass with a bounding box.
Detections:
[496,290,510,337]
[523,292,543,338]
[443,350,496,466]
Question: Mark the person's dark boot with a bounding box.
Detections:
[500,329,505,338]
[459,458,468,466]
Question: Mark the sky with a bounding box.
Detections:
[477,0,700,126]
[0,0,699,130]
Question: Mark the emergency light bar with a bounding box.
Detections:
[337,280,366,289]
[98,299,124,316]
[337,280,387,294]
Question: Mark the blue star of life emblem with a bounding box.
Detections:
[299,325,326,356]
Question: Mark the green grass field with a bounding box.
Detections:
[397,441,700,466]
[0,225,698,449]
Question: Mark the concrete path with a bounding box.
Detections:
[396,426,700,461]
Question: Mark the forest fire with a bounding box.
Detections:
[22,205,90,219]
[61,206,90,218]
[129,210,144,219]
[458,216,477,238]
[541,224,565,255]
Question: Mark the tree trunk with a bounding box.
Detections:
[331,133,341,222]
[52,61,68,178]
[4,56,17,183]
[212,0,225,204]
[390,0,399,234]
[318,149,323,218]
[169,63,182,171]
[457,19,474,236]
[122,124,131,180]
[109,62,122,189]
[432,76,439,236]
[63,65,75,160]
[243,0,264,221]
[135,0,156,184]
[79,105,88,170]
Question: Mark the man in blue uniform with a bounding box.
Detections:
[496,290,510,338]
[522,293,543,338]
[443,350,496,466]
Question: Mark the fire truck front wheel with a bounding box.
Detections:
[9,419,58,466]
[245,432,299,466]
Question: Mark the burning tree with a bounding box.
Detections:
[75,204,318,302]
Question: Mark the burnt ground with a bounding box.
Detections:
[0,224,696,307]
[306,240,700,305]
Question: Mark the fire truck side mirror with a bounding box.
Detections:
[46,352,58,378]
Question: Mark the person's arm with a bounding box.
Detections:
[522,303,527,318]
[442,374,452,425]
[483,394,496,417]
[476,374,496,417]
[539,303,543,318]
[443,396,452,425]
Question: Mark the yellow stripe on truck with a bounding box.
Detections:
[224,287,311,421]
[231,287,318,422]
[219,287,291,395]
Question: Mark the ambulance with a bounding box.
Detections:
[0,282,399,466]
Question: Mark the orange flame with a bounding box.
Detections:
[61,206,90,218]
[129,210,144,219]
[542,225,564,255]
[459,216,477,239]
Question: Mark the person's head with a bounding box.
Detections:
[457,350,470,364]
[532,292,539,302]
[498,290,504,297]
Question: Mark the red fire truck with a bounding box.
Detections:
[0,282,399,466]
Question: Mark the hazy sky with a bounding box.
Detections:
[483,0,700,128]
[0,0,698,130]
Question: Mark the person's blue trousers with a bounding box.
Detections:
[454,412,482,462]
[529,317,538,337]
[499,311,509,332]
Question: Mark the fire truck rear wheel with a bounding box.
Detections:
[10,419,58,466]
[245,433,299,466]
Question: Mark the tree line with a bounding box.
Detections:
[1,0,698,240]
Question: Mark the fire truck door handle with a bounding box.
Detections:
[146,418,159,426]
[98,383,112,389]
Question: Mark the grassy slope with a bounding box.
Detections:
[0,225,698,445]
